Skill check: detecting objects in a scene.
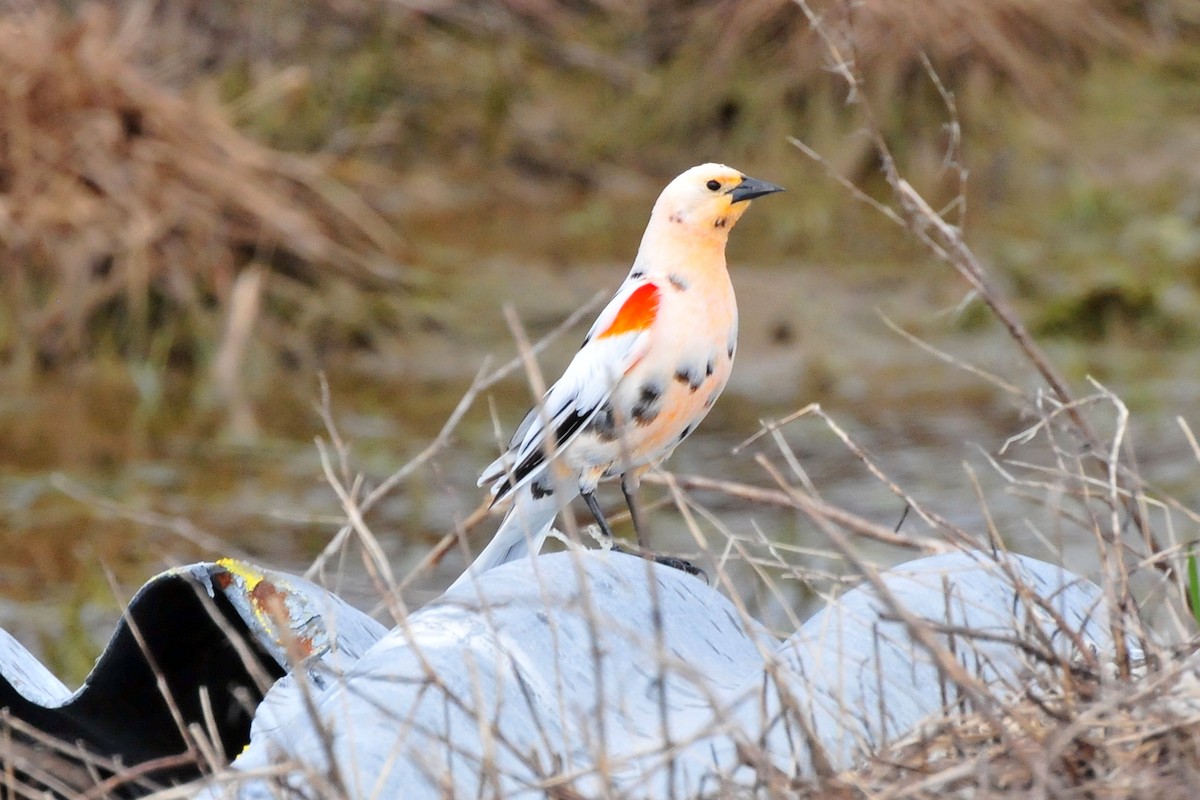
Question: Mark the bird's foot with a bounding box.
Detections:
[609,543,707,581]
[650,554,707,581]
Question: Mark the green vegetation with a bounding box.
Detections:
[1189,544,1200,627]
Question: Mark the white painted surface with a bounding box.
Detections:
[214,548,1113,799]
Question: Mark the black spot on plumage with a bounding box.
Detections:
[705,357,715,377]
[705,390,719,408]
[632,382,663,426]
[678,423,695,443]
[674,366,703,392]
[668,273,689,292]
[630,269,646,279]
[590,402,618,442]
[727,342,736,359]
[530,479,554,499]
[714,216,728,229]
[635,408,659,427]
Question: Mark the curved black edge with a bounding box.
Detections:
[0,572,286,797]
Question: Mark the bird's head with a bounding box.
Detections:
[650,163,785,241]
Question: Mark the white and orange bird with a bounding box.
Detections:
[451,164,783,589]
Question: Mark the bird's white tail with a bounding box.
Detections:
[448,486,561,592]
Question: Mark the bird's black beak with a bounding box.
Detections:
[728,175,785,203]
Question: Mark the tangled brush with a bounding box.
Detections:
[848,659,1200,798]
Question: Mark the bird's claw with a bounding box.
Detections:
[609,544,707,582]
[650,554,707,581]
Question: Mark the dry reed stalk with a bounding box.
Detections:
[855,661,1200,799]
[786,0,1184,638]
[0,710,196,798]
[0,4,405,365]
[737,1,1200,796]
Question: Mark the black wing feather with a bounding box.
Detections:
[490,407,593,504]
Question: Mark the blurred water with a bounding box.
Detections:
[0,261,1197,680]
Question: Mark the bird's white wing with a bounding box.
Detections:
[480,278,662,501]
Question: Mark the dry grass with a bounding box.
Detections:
[805,0,1138,95]
[421,0,1149,96]
[0,4,406,369]
[855,669,1200,798]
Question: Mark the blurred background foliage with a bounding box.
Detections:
[0,0,1197,377]
[1,0,1199,682]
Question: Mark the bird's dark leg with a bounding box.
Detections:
[582,490,616,541]
[620,473,647,549]
[616,472,705,580]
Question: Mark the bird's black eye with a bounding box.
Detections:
[706,179,721,192]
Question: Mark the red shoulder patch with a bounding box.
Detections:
[597,283,661,339]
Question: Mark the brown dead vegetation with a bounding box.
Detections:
[847,663,1200,799]
[0,5,406,369]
